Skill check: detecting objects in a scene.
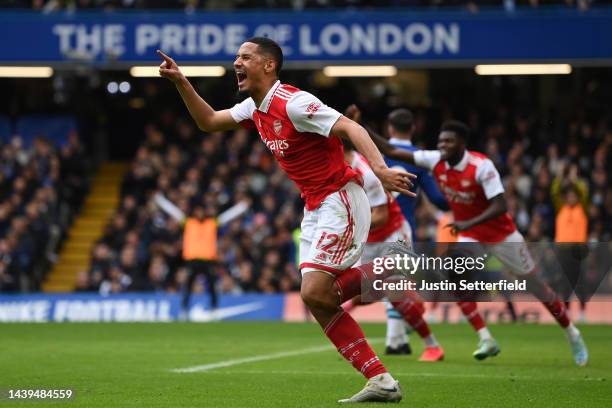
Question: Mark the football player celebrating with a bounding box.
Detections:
[368,119,588,366]
[158,37,416,402]
[346,105,500,360]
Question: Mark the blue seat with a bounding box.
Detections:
[0,116,11,144]
[15,115,78,148]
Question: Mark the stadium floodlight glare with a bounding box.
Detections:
[323,66,398,77]
[107,81,119,94]
[119,81,131,93]
[130,66,226,77]
[0,66,54,78]
[474,64,572,76]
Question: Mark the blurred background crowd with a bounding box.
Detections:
[81,120,304,295]
[0,132,88,291]
[2,71,610,295]
[2,67,611,294]
[1,0,605,12]
[0,2,610,296]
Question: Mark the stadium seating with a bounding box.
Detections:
[15,115,78,148]
[0,116,11,143]
[0,124,90,292]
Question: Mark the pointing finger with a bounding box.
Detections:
[156,50,173,64]
[396,187,416,197]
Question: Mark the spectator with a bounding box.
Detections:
[0,132,88,291]
[555,186,588,243]
[180,202,220,315]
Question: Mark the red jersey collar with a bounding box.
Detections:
[257,80,281,113]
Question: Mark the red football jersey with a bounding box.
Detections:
[414,149,516,243]
[230,81,359,210]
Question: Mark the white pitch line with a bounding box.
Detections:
[200,369,606,382]
[172,339,384,374]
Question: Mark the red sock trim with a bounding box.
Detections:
[324,311,387,379]
[543,299,570,328]
[457,301,486,331]
[392,299,431,339]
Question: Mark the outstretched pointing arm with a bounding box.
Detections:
[157,50,238,132]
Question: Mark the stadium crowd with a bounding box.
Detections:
[2,0,600,12]
[0,72,609,297]
[77,118,304,294]
[409,107,612,246]
[0,131,89,291]
[74,79,611,296]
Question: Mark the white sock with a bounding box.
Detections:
[424,334,439,348]
[386,318,408,347]
[478,327,492,341]
[565,323,580,340]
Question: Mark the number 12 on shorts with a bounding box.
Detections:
[316,232,340,254]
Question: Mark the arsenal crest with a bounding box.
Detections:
[273,119,283,135]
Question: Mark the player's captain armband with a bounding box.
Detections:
[286,91,342,137]
[476,159,505,199]
[413,150,441,171]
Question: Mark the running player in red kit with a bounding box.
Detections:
[370,120,589,366]
[157,37,416,402]
[344,141,445,362]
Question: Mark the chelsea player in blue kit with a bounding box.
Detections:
[382,108,451,354]
[383,108,449,233]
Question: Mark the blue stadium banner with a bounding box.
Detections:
[0,9,611,66]
[0,293,286,322]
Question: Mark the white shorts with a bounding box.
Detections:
[458,230,535,276]
[299,182,370,275]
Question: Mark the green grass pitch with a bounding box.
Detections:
[1,323,610,407]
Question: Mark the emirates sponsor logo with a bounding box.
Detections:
[441,185,475,204]
[262,136,289,157]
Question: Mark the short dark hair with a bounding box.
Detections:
[388,109,414,133]
[245,36,283,76]
[440,120,470,142]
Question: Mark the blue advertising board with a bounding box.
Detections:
[0,293,286,322]
[0,8,611,66]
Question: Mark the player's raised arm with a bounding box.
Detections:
[331,116,416,197]
[344,104,416,164]
[157,50,239,132]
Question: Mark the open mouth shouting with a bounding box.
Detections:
[236,70,247,89]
